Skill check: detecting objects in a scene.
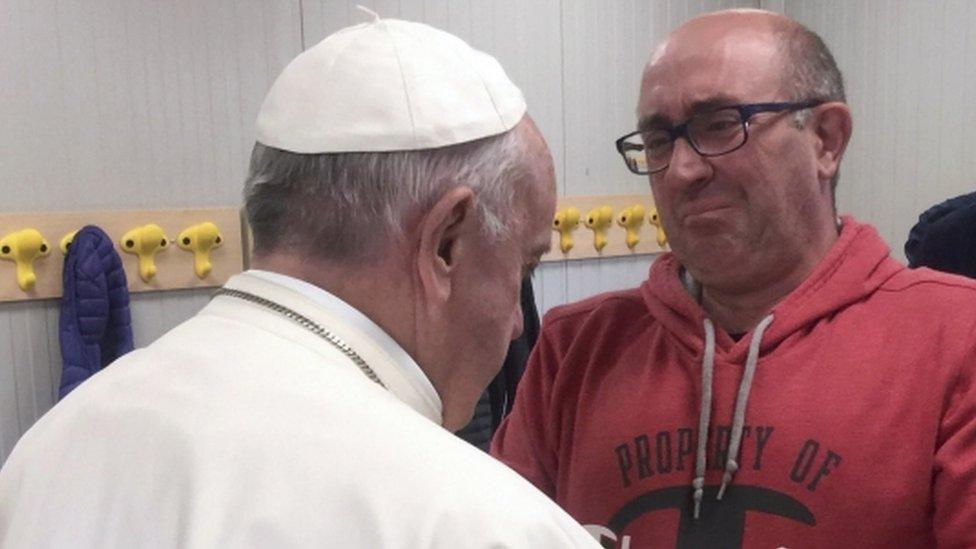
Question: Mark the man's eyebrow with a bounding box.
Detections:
[637,113,670,131]
[637,96,740,131]
[688,97,737,115]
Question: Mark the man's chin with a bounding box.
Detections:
[674,237,750,276]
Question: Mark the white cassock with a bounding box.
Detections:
[0,271,599,548]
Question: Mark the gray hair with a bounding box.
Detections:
[777,21,846,201]
[780,24,846,105]
[243,126,531,263]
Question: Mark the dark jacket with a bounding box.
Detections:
[905,190,976,277]
[59,226,134,400]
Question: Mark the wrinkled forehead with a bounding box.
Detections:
[638,22,786,125]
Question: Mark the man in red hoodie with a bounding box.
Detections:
[492,8,976,548]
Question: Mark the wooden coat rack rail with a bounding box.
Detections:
[541,193,667,262]
[0,194,665,303]
[0,208,244,303]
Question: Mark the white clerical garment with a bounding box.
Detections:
[0,271,599,548]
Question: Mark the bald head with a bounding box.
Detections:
[652,10,843,104]
[643,9,845,195]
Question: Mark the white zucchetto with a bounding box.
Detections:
[256,9,527,153]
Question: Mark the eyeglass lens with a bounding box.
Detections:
[622,107,747,173]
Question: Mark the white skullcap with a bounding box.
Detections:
[255,9,527,153]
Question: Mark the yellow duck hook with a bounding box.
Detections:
[552,207,581,254]
[584,206,614,252]
[648,207,668,248]
[0,229,51,291]
[177,222,223,278]
[120,224,170,282]
[616,204,646,250]
[60,230,79,254]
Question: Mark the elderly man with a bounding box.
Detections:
[0,15,599,548]
[493,9,976,548]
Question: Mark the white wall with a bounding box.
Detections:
[771,0,976,261]
[0,0,303,462]
[0,0,756,463]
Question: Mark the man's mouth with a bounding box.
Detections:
[680,202,735,222]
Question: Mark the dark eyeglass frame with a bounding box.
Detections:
[614,99,826,175]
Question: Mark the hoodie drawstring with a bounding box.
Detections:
[717,314,774,500]
[692,313,774,519]
[692,318,715,520]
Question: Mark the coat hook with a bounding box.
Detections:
[617,204,645,250]
[584,206,614,252]
[552,207,581,254]
[60,230,79,254]
[120,224,170,282]
[0,228,51,291]
[177,222,223,278]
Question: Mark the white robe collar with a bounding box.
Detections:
[221,270,443,425]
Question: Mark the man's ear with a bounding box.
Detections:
[416,186,476,304]
[812,102,852,185]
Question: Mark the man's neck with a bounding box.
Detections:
[700,280,793,334]
[251,252,417,350]
[699,250,826,333]
[253,251,472,430]
[683,214,843,334]
[693,226,841,334]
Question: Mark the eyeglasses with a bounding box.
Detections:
[614,100,824,175]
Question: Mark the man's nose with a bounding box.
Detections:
[665,137,712,184]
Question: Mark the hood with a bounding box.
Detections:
[640,217,902,364]
[638,216,905,518]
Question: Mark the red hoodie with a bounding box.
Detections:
[492,219,976,548]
